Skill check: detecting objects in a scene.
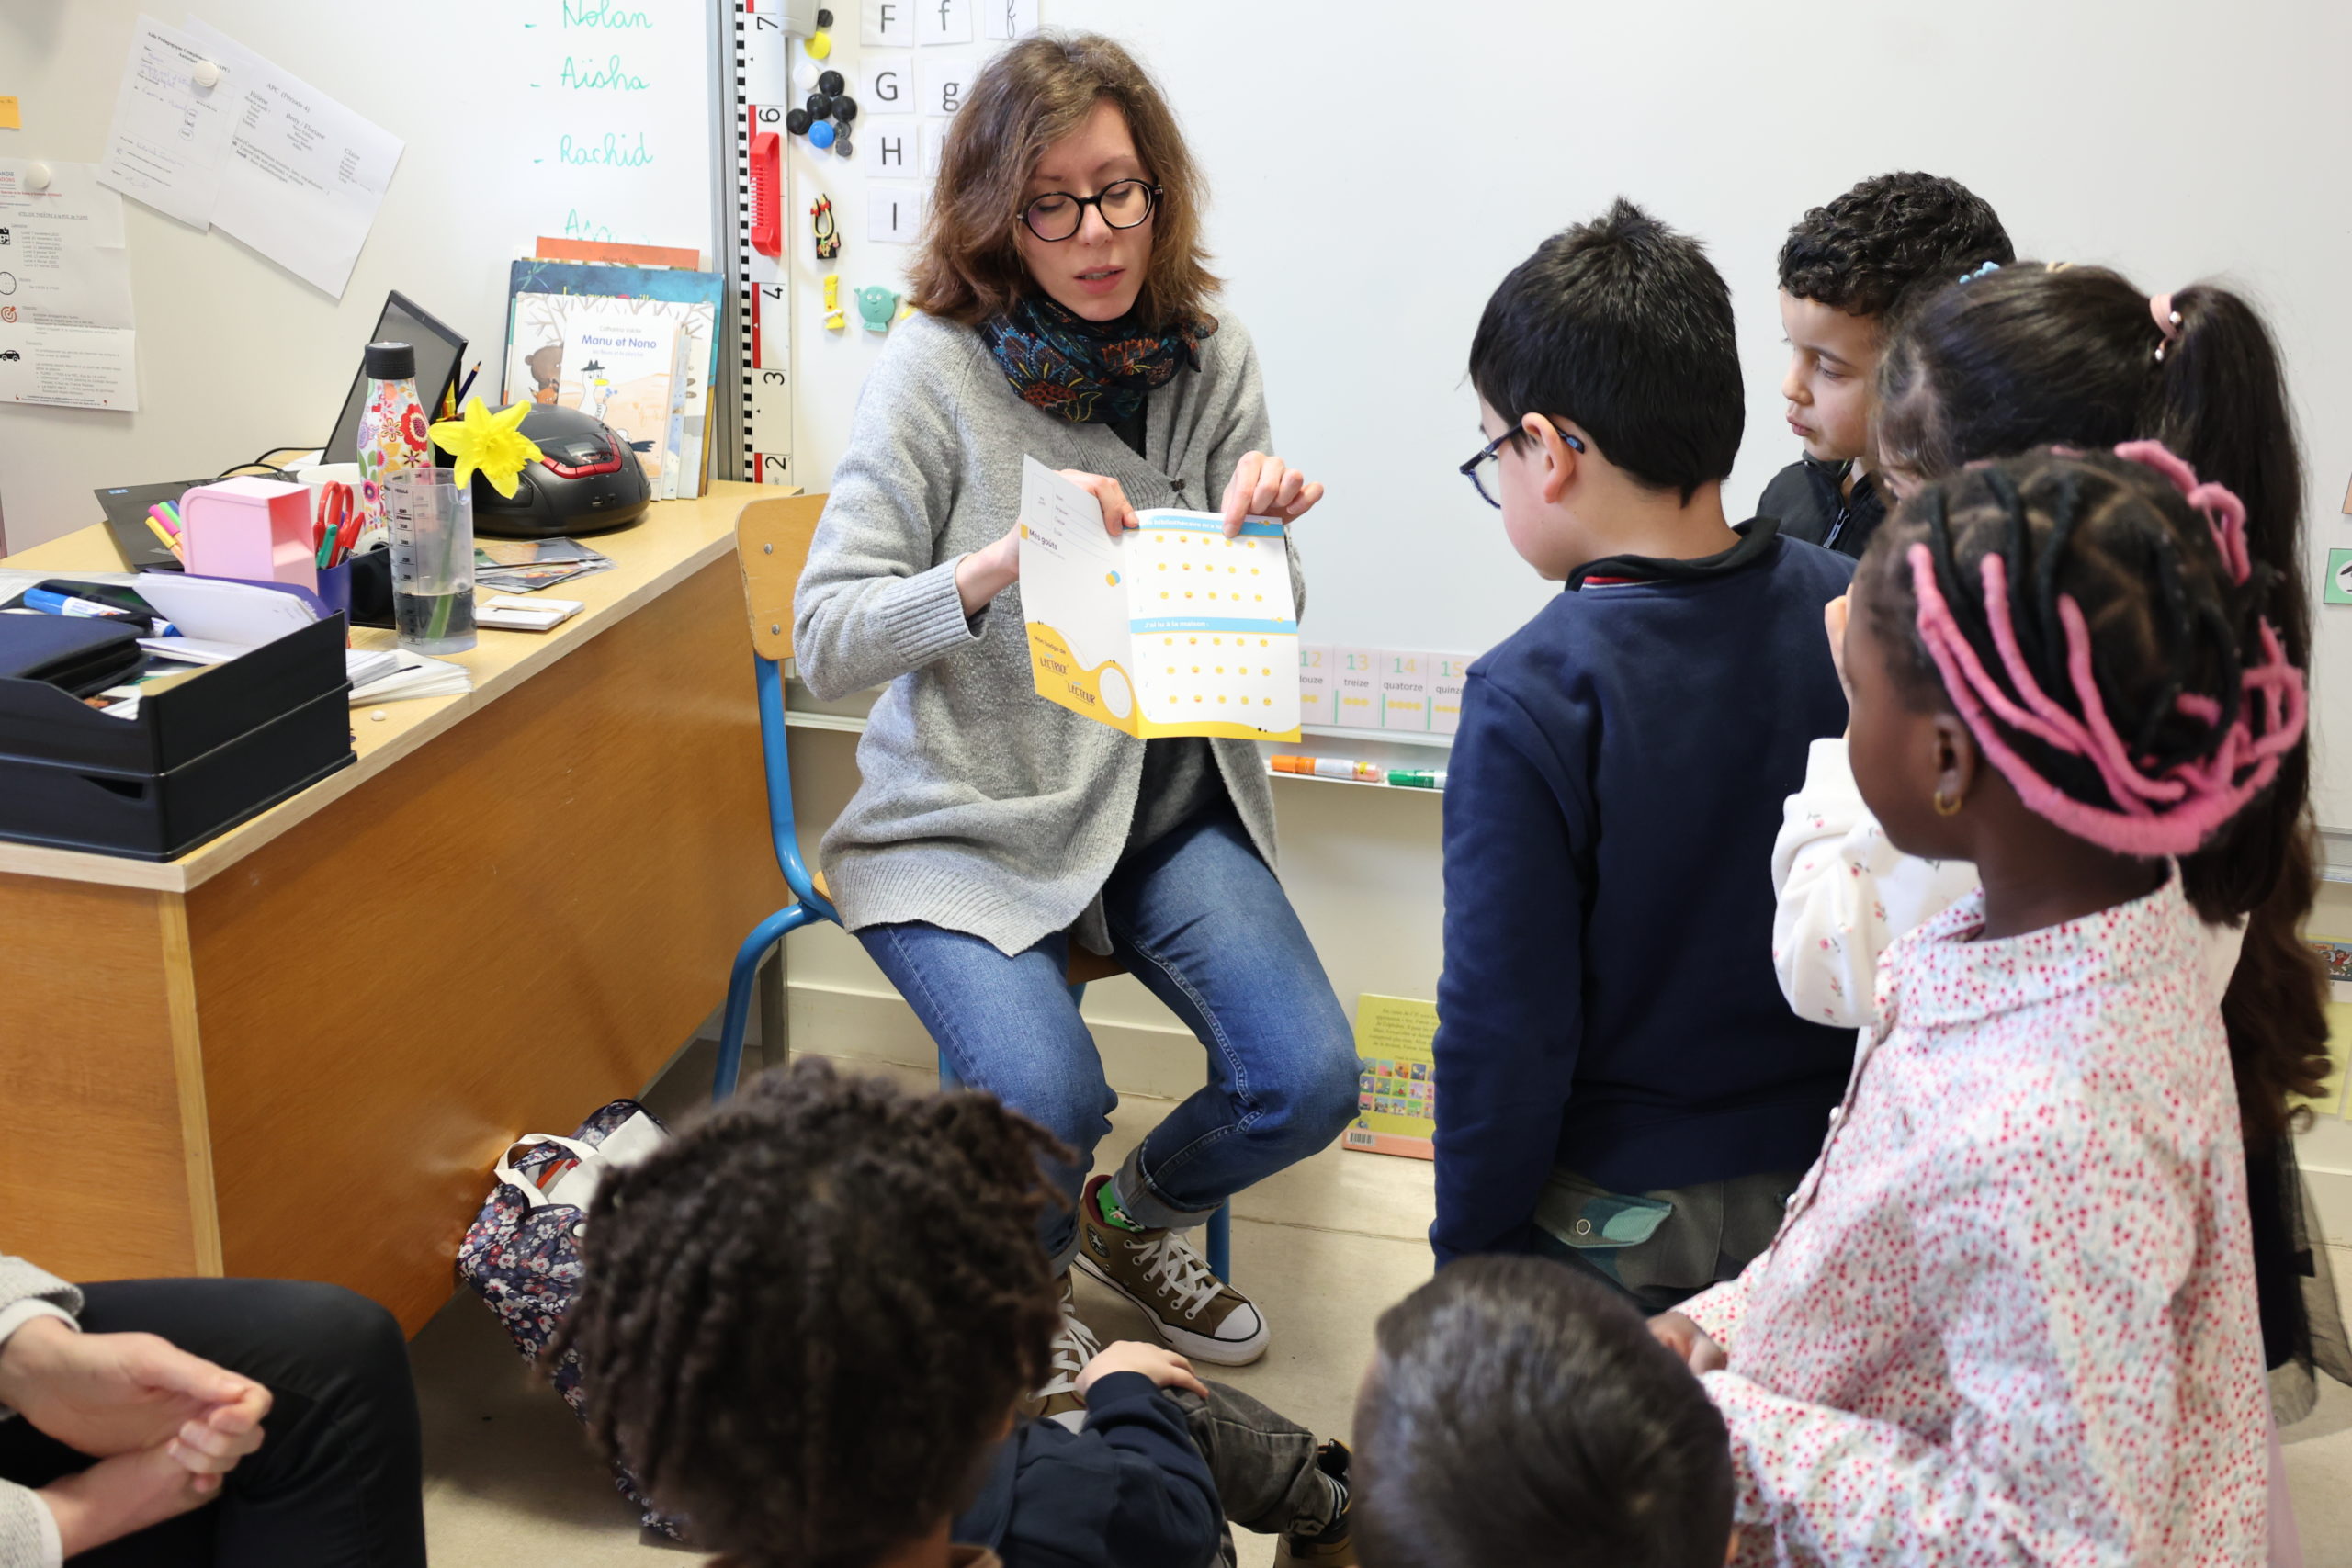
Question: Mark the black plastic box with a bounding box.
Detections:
[0,615,356,861]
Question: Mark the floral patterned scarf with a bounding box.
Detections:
[978,292,1216,425]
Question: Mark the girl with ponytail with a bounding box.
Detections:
[1769,263,2339,1560]
[1675,446,2300,1564]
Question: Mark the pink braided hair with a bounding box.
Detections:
[1907,441,2306,856]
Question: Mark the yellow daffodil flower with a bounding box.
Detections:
[429,397,542,498]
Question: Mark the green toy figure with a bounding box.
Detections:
[854,285,899,334]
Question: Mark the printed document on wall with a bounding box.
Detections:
[0,160,139,411]
[186,18,403,299]
[96,16,238,228]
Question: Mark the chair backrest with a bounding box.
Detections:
[738,493,828,662]
[735,492,836,919]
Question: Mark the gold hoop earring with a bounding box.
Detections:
[1932,787,1962,817]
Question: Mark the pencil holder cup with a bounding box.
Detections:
[315,560,354,627]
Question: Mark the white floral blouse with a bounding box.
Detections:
[1683,874,2267,1565]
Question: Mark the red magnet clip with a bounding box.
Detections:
[750,130,782,258]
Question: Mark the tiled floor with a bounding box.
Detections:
[413,1045,2352,1566]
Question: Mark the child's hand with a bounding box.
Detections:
[1220,453,1323,535]
[1077,1340,1210,1400]
[1648,1312,1726,1375]
[1824,594,1852,706]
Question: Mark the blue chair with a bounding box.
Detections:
[713,496,1232,1281]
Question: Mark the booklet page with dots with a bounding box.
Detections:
[1017,457,1301,740]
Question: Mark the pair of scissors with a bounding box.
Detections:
[314,482,356,567]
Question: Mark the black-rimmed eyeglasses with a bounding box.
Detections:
[1019,180,1161,242]
[1459,423,1585,508]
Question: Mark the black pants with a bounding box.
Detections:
[0,1279,425,1567]
[1172,1381,1340,1568]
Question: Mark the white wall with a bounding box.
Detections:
[0,0,718,548]
[784,0,2352,824]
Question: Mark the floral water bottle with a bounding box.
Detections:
[355,342,429,550]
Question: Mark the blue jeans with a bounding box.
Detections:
[860,806,1358,1269]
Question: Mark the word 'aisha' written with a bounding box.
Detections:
[561,54,649,89]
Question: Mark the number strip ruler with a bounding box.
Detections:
[731,0,795,487]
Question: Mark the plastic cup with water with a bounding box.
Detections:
[383,468,478,654]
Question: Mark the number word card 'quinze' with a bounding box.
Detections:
[1016,457,1302,740]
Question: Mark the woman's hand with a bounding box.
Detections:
[1220,452,1324,536]
[1063,469,1139,540]
[0,1316,268,1462]
[40,1442,227,1558]
[959,469,1139,617]
[955,524,1023,618]
[1648,1311,1727,1375]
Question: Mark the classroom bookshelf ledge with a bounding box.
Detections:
[781,668,1454,788]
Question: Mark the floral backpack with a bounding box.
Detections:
[455,1099,681,1538]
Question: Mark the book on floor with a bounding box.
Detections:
[1345,994,1437,1161]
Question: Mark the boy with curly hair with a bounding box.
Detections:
[553,1058,1354,1568]
[1762,172,2011,557]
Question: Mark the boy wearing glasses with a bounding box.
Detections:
[1431,200,1853,1310]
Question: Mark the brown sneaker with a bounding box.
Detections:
[1272,1440,1356,1565]
[1018,1273,1100,1429]
[1073,1174,1268,1366]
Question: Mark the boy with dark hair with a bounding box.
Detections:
[553,1058,1356,1568]
[1762,171,2012,556]
[1433,199,1854,1306]
[1352,1256,1736,1568]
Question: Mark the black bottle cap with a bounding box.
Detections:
[832,135,854,158]
[807,91,834,118]
[832,95,857,122]
[363,341,415,379]
[816,8,833,26]
[818,69,844,96]
[786,107,811,135]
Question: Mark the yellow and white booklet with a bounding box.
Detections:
[1017,457,1301,740]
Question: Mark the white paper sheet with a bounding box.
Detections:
[96,16,237,228]
[0,160,141,411]
[184,18,403,299]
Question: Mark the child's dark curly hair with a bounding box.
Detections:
[549,1059,1069,1568]
[1779,171,2013,320]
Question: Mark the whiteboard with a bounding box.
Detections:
[782,0,2351,825]
[0,0,718,539]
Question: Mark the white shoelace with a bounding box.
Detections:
[1036,1283,1103,1398]
[1127,1228,1224,1320]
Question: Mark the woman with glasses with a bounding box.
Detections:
[792,33,1356,1385]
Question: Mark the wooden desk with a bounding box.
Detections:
[0,483,788,1332]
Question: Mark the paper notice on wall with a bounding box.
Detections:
[0,160,139,410]
[185,19,402,299]
[97,16,238,227]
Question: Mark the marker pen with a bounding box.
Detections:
[23,590,175,637]
[1270,754,1383,782]
[1387,769,1447,790]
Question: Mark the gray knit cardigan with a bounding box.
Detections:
[793,310,1304,956]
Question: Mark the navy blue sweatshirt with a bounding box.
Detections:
[953,1372,1219,1568]
[1430,521,1858,1266]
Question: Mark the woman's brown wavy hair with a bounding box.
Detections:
[909,32,1219,332]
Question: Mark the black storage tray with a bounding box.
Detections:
[0,615,349,776]
[0,616,356,860]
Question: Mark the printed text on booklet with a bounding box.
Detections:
[1016,457,1302,740]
